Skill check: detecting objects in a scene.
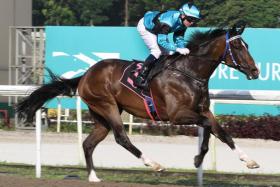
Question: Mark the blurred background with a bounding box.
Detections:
[0,0,279,135]
[0,1,279,186]
[31,0,280,27]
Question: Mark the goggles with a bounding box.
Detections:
[182,16,200,23]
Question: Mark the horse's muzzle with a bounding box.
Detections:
[247,68,259,80]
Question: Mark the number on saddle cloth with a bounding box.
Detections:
[119,61,161,121]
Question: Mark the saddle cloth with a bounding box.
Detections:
[119,61,161,121]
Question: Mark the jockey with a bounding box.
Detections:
[135,3,201,88]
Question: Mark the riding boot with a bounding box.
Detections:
[134,54,157,88]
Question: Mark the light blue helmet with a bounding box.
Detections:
[179,3,201,19]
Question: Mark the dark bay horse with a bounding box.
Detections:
[17,24,260,182]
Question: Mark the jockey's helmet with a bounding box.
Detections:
[179,3,201,21]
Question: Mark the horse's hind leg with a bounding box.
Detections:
[199,111,259,169]
[83,109,110,182]
[90,104,165,172]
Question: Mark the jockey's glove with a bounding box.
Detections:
[176,48,190,55]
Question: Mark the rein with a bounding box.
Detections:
[167,66,207,85]
[163,55,208,85]
[160,32,242,85]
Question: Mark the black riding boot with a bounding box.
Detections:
[134,54,157,88]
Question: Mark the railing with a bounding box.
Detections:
[1,85,280,182]
[2,85,280,100]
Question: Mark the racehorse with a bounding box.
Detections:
[17,23,260,182]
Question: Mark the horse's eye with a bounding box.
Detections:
[232,40,241,49]
[232,39,248,50]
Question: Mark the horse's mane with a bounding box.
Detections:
[186,28,227,53]
[157,28,228,64]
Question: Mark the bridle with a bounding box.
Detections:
[221,32,242,69]
[164,31,245,85]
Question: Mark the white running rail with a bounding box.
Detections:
[1,85,280,182]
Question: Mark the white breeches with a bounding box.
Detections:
[137,18,162,59]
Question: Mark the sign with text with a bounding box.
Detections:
[45,26,280,115]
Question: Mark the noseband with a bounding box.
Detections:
[221,32,241,68]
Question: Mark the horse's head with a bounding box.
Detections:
[221,22,259,80]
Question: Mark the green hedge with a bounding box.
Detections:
[141,115,280,141]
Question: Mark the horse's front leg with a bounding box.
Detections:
[194,125,211,168]
[170,109,212,168]
[193,110,217,168]
[200,111,260,169]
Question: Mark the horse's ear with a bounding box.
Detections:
[229,26,237,36]
[231,20,246,35]
[236,20,246,35]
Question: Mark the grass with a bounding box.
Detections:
[0,122,15,131]
[0,163,280,187]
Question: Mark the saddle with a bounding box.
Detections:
[119,58,166,121]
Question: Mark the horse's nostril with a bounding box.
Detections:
[250,68,259,79]
[252,68,259,75]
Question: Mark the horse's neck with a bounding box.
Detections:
[178,36,225,80]
[174,55,220,81]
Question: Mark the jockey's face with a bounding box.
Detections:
[181,15,194,27]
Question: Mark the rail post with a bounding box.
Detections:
[76,96,84,165]
[210,100,217,171]
[128,114,133,135]
[35,109,42,178]
[56,98,61,132]
[197,127,204,187]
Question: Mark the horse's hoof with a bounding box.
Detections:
[89,178,102,183]
[247,160,260,169]
[88,170,102,182]
[88,178,101,182]
[194,155,202,168]
[152,163,166,172]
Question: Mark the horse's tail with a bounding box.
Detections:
[16,69,83,122]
